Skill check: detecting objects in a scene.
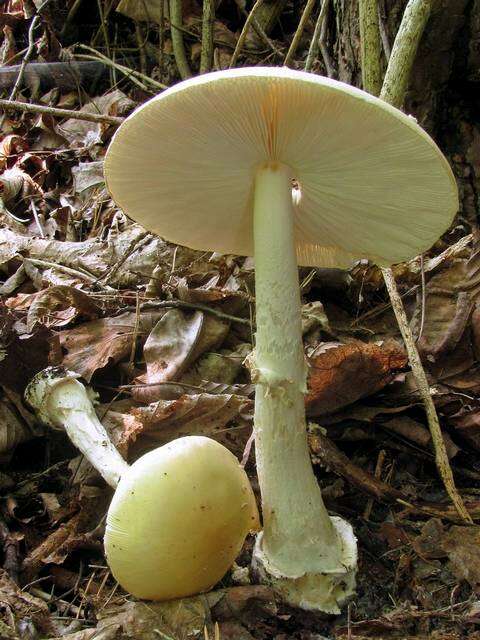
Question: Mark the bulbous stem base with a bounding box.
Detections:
[252,516,357,614]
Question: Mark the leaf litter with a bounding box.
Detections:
[1,2,480,640]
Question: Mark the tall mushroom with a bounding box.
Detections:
[25,368,260,600]
[104,67,458,612]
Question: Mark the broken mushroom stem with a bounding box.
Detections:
[25,367,259,601]
[250,162,357,611]
[25,368,128,488]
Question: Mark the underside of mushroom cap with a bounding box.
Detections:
[105,67,458,268]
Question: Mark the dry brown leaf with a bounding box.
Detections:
[133,310,229,403]
[383,416,460,458]
[116,0,168,23]
[58,91,135,146]
[135,309,204,386]
[450,410,480,451]
[0,309,59,393]
[0,569,52,635]
[0,399,34,457]
[0,226,176,288]
[305,340,407,416]
[441,525,480,589]
[26,285,100,331]
[122,393,252,456]
[60,311,166,381]
[71,160,105,194]
[0,134,28,171]
[0,166,43,203]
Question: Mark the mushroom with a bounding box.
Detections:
[25,367,260,600]
[103,67,458,612]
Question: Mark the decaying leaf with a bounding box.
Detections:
[116,0,168,23]
[0,569,52,635]
[383,416,460,459]
[0,226,186,288]
[26,285,100,331]
[0,308,59,392]
[132,309,229,403]
[121,393,252,456]
[0,399,35,457]
[306,340,407,416]
[441,525,480,589]
[58,91,135,146]
[60,311,166,381]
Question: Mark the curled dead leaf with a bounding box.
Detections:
[306,340,407,416]
[26,285,100,331]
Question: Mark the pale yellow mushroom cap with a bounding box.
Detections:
[104,436,260,600]
[104,67,458,268]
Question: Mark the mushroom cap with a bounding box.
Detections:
[104,67,458,268]
[104,435,260,600]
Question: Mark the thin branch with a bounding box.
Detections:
[3,0,53,108]
[61,0,84,38]
[0,98,123,125]
[284,0,316,67]
[359,0,471,523]
[359,0,382,95]
[96,0,113,85]
[310,432,478,523]
[378,0,392,61]
[170,0,193,79]
[304,0,330,72]
[319,1,335,77]
[229,0,266,68]
[76,45,167,90]
[119,300,250,326]
[380,0,433,109]
[381,269,472,523]
[233,0,283,59]
[158,0,165,73]
[200,0,215,73]
[135,23,147,76]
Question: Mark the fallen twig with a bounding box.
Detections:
[0,98,123,125]
[309,432,479,523]
[120,299,251,326]
[6,0,54,103]
[76,44,167,90]
[359,0,471,523]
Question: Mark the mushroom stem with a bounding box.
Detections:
[25,369,129,488]
[251,163,357,611]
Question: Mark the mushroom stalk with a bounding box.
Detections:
[25,370,129,488]
[251,163,357,611]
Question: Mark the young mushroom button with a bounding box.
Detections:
[104,67,458,613]
[25,368,260,601]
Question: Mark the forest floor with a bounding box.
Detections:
[1,1,480,639]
